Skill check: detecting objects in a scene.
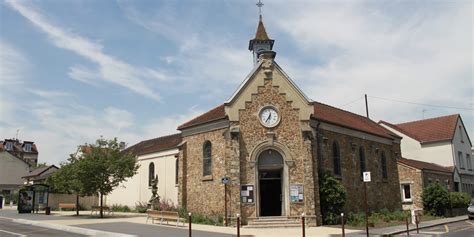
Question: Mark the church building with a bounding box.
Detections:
[175,16,403,225]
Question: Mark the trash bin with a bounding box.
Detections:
[45,206,51,215]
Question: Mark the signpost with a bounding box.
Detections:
[222,177,230,226]
[363,172,371,237]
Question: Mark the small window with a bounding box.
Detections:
[175,158,179,185]
[24,143,32,152]
[458,152,465,169]
[148,162,155,187]
[203,141,212,176]
[332,141,341,176]
[381,151,388,179]
[467,154,472,170]
[5,142,13,151]
[402,184,412,202]
[359,147,366,179]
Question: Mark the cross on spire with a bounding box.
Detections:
[256,0,264,19]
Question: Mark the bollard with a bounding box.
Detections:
[341,213,345,237]
[405,216,409,236]
[236,214,240,237]
[415,215,419,234]
[188,212,192,237]
[301,213,305,237]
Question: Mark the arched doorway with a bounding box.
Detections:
[258,149,284,216]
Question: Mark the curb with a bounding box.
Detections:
[386,217,468,235]
[13,218,137,237]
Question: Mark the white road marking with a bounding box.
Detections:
[0,229,27,237]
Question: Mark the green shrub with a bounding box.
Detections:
[319,170,347,224]
[112,204,131,212]
[135,201,148,213]
[347,212,365,227]
[449,192,470,208]
[422,182,449,216]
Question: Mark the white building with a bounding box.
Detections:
[380,114,474,195]
[106,134,181,208]
[0,149,31,201]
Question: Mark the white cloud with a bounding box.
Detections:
[5,0,164,102]
[103,107,135,131]
[28,89,73,99]
[270,1,472,130]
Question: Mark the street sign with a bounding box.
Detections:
[221,177,230,184]
[363,172,371,182]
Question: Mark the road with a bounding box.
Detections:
[0,217,85,237]
[395,220,474,237]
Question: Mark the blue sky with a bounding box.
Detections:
[1,0,472,165]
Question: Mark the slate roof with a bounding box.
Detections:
[22,165,58,179]
[177,102,396,140]
[124,133,182,156]
[398,157,453,173]
[379,114,460,143]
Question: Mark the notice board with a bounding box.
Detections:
[240,185,254,204]
[290,184,304,203]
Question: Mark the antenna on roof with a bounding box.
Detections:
[16,129,19,140]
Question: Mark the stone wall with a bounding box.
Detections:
[397,164,423,210]
[423,170,454,192]
[181,128,228,216]
[317,129,402,213]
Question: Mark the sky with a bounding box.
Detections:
[0,0,472,165]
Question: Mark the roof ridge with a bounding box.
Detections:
[396,114,459,126]
[141,133,181,143]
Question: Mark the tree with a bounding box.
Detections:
[47,160,82,216]
[319,170,347,224]
[74,137,139,218]
[422,182,450,216]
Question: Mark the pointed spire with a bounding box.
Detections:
[254,17,271,41]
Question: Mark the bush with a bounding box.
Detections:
[347,212,365,227]
[347,210,410,227]
[319,170,347,224]
[112,204,131,212]
[176,207,222,225]
[449,192,470,208]
[422,182,449,216]
[135,201,148,213]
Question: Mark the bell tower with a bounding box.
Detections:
[249,1,275,65]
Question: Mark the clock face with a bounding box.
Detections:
[259,107,280,127]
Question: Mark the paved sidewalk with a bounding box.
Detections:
[346,215,468,236]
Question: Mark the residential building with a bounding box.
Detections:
[22,165,59,185]
[0,147,31,202]
[1,139,38,166]
[380,114,474,196]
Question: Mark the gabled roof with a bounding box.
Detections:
[22,165,58,179]
[398,157,453,173]
[177,101,396,140]
[379,114,460,143]
[311,102,397,139]
[178,104,227,130]
[123,133,182,156]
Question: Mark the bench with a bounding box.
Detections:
[146,210,185,227]
[58,203,76,211]
[91,206,114,215]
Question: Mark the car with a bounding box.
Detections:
[468,199,474,220]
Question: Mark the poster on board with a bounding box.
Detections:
[290,184,304,203]
[18,190,33,213]
[240,185,254,204]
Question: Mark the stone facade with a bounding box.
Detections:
[397,162,454,210]
[317,129,402,213]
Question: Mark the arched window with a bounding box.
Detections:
[359,147,366,179]
[148,162,155,187]
[333,141,341,176]
[381,151,388,179]
[203,141,212,176]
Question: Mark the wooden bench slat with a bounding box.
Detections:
[146,210,184,227]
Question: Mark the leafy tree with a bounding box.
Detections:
[319,170,347,224]
[449,192,470,208]
[47,160,83,215]
[74,137,139,218]
[422,182,449,216]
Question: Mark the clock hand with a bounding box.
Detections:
[266,113,271,123]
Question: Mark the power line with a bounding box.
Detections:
[368,95,474,111]
[340,96,364,107]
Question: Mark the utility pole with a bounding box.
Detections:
[365,94,369,118]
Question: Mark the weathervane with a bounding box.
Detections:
[256,0,264,19]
